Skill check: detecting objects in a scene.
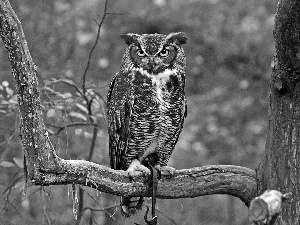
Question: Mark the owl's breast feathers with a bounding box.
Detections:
[107,68,186,170]
[134,68,186,119]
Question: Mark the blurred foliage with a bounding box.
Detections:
[0,0,277,224]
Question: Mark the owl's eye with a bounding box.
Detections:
[136,49,146,57]
[159,47,170,57]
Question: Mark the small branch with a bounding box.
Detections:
[87,126,98,160]
[249,190,292,224]
[33,162,257,206]
[45,122,99,135]
[49,78,85,99]
[82,0,109,94]
[76,101,99,223]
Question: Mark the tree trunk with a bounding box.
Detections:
[258,0,300,224]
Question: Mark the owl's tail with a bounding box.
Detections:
[121,196,144,217]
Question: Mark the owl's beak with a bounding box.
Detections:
[147,57,159,72]
[148,58,155,69]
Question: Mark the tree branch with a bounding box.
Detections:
[0,0,60,177]
[34,160,257,206]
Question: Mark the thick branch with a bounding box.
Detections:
[0,0,60,179]
[34,162,256,206]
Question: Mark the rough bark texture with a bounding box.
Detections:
[0,0,61,181]
[258,0,300,224]
[34,161,256,204]
[0,0,259,209]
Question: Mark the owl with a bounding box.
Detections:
[107,32,187,217]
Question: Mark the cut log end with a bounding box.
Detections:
[249,190,291,224]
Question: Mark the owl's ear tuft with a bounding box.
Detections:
[166,32,188,45]
[120,33,140,45]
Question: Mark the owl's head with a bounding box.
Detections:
[120,32,187,74]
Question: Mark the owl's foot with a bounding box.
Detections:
[121,196,144,218]
[127,159,151,182]
[144,206,158,225]
[155,165,176,179]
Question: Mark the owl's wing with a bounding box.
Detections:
[107,71,133,170]
[180,95,187,136]
[172,90,187,150]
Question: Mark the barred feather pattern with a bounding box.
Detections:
[107,66,186,170]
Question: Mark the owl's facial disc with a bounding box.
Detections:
[130,45,176,74]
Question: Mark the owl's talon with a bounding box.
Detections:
[127,159,151,182]
[156,165,176,179]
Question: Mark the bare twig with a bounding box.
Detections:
[76,1,110,222]
[0,126,18,146]
[75,126,98,224]
[81,0,109,95]
[52,78,85,99]
[82,187,120,222]
[45,122,100,136]
[40,189,51,225]
[44,78,84,98]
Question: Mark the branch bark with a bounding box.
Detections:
[0,0,61,178]
[33,160,257,205]
[0,0,257,212]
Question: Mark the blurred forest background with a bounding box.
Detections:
[0,0,277,224]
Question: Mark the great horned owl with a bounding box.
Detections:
[107,32,187,217]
